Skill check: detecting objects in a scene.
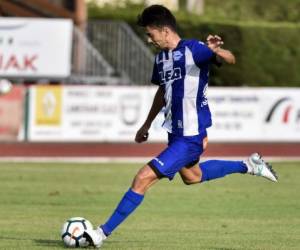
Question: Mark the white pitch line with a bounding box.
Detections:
[0,157,152,164]
[0,156,299,164]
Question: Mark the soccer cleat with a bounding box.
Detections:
[244,153,278,182]
[83,227,107,248]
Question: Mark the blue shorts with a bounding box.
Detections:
[148,130,207,180]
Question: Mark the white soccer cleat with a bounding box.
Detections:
[83,227,107,248]
[244,153,278,182]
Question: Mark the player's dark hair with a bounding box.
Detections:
[137,5,177,32]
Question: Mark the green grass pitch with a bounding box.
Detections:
[0,161,299,250]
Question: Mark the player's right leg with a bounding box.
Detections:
[244,152,278,182]
[199,153,278,183]
[84,132,207,248]
[84,164,159,248]
[178,132,277,184]
[179,164,202,185]
[180,153,278,184]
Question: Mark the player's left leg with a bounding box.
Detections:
[93,133,207,244]
[100,165,159,236]
[84,164,159,248]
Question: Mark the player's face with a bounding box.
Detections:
[145,26,168,49]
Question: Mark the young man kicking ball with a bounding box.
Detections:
[84,5,278,248]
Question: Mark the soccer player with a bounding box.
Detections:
[84,5,278,248]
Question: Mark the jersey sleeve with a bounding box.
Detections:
[151,57,160,85]
[191,40,215,66]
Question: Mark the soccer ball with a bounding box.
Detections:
[61,217,93,248]
[0,79,13,95]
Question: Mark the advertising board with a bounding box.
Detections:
[0,18,73,77]
[27,86,300,142]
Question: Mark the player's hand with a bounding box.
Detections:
[135,124,149,143]
[206,34,224,52]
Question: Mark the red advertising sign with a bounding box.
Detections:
[0,85,25,141]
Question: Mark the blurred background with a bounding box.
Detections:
[0,0,299,158]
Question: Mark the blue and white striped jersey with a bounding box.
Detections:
[151,39,214,136]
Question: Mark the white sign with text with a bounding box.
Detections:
[28,86,300,142]
[0,18,73,77]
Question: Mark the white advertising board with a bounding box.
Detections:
[27,86,300,142]
[0,18,73,77]
[207,87,300,142]
[28,85,167,142]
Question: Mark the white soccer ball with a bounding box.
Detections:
[61,217,93,248]
[0,79,13,95]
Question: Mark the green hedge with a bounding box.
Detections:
[176,21,300,86]
[204,0,300,23]
[88,0,300,23]
[88,2,300,87]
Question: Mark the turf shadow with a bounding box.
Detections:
[34,239,63,247]
[208,248,239,250]
[0,236,63,247]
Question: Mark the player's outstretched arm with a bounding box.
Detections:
[135,86,165,143]
[206,34,236,64]
[214,48,236,64]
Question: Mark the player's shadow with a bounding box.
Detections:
[0,236,62,247]
[209,248,239,250]
[34,239,63,247]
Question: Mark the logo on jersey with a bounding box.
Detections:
[177,120,183,128]
[173,51,183,61]
[201,83,208,107]
[154,158,164,166]
[159,67,182,83]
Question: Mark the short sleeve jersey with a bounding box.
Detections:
[151,39,214,136]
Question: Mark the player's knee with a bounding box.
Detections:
[182,179,194,185]
[132,166,156,192]
[182,177,200,185]
[133,173,147,186]
[135,168,153,183]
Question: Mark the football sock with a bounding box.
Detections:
[200,160,247,182]
[101,188,144,236]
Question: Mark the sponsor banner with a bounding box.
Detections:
[207,87,300,141]
[28,86,300,142]
[28,85,167,142]
[35,85,62,125]
[0,18,73,77]
[0,85,25,141]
